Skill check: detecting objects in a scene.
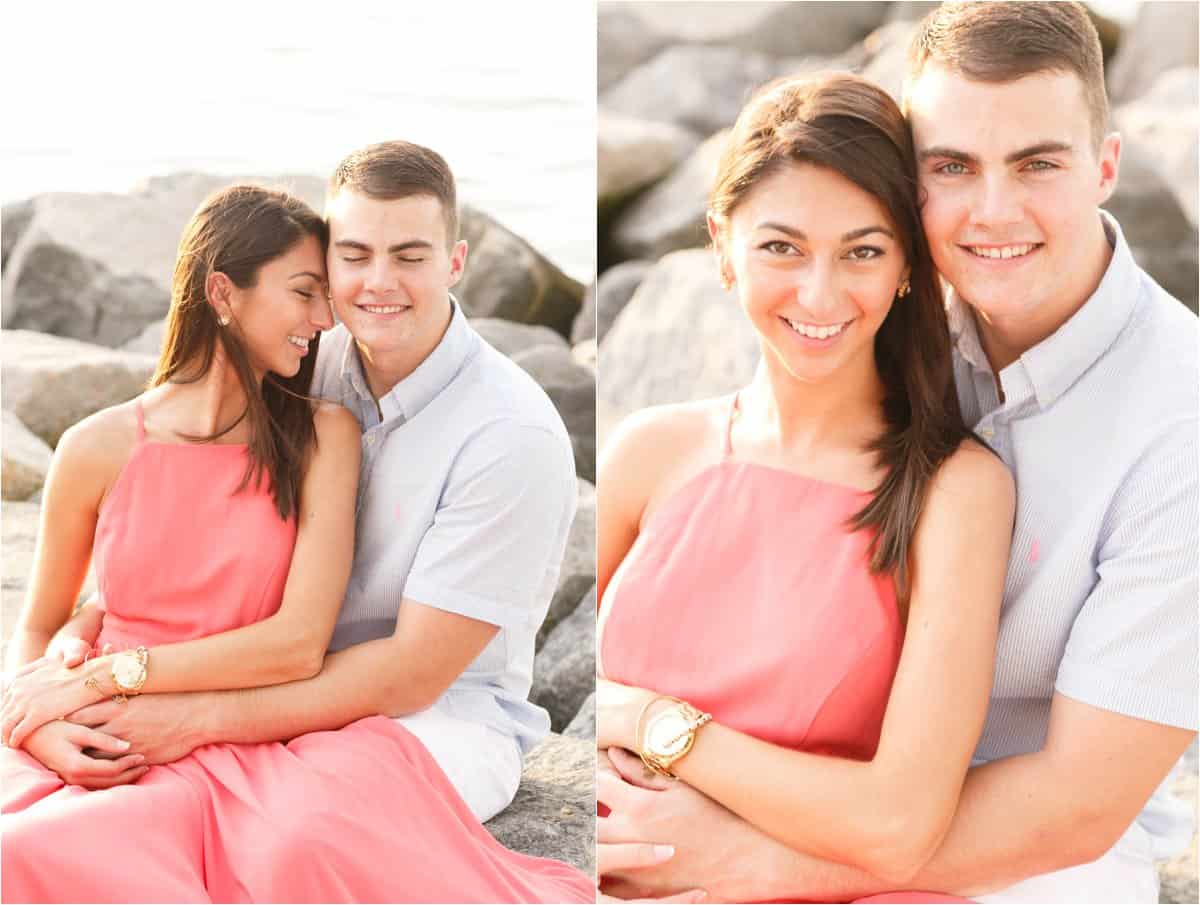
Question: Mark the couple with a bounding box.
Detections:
[597,3,1197,904]
[1,142,594,902]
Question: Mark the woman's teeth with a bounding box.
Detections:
[287,335,310,350]
[784,318,849,340]
[967,243,1036,259]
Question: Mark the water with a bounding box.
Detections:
[0,2,597,283]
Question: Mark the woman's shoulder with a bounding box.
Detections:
[58,400,140,461]
[311,401,361,448]
[927,438,1015,517]
[605,396,730,463]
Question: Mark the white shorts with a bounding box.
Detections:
[976,820,1159,904]
[394,705,523,822]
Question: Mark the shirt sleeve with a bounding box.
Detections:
[1056,419,1199,729]
[402,421,577,629]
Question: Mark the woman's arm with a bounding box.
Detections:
[599,442,1016,885]
[2,404,361,747]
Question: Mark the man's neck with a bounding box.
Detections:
[357,300,454,402]
[971,217,1114,376]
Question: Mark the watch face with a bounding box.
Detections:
[647,711,691,757]
[113,654,142,687]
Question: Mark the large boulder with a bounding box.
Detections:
[625,2,888,58]
[594,259,654,344]
[471,317,567,358]
[2,331,157,447]
[610,130,728,262]
[1107,1,1200,105]
[540,481,596,649]
[122,317,168,357]
[603,45,852,139]
[859,20,920,103]
[1,199,34,270]
[600,249,760,422]
[1157,740,1198,905]
[512,345,597,483]
[598,2,671,91]
[2,411,53,501]
[2,173,325,348]
[457,205,584,338]
[1104,141,1199,314]
[531,588,597,734]
[485,732,595,873]
[599,111,700,211]
[1113,68,1199,228]
[573,283,598,345]
[564,691,596,741]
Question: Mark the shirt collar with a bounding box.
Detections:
[948,211,1140,410]
[337,294,479,422]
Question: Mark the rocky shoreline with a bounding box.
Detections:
[0,177,597,872]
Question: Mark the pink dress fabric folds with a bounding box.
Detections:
[598,397,972,905]
[1,405,592,904]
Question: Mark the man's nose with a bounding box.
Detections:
[971,173,1024,229]
[363,260,393,294]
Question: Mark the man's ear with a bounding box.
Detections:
[447,239,468,288]
[1097,131,1121,205]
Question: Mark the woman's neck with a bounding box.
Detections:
[169,348,259,440]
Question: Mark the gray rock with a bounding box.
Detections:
[598,2,671,91]
[1104,141,1199,314]
[122,316,168,357]
[598,111,700,209]
[626,2,888,58]
[595,260,654,344]
[859,20,919,103]
[1108,1,1200,105]
[457,204,585,338]
[512,345,597,484]
[885,2,939,24]
[2,330,157,447]
[540,484,596,650]
[2,173,325,348]
[485,732,595,874]
[600,249,760,422]
[564,692,596,741]
[603,45,851,138]
[572,283,597,344]
[610,131,728,262]
[1114,68,1199,227]
[1157,742,1198,904]
[2,199,34,270]
[471,317,568,358]
[2,411,53,501]
[573,339,597,376]
[531,588,597,734]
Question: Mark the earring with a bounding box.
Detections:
[719,272,733,291]
[897,279,910,298]
[218,313,231,326]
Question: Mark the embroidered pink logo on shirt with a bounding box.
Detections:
[1029,539,1040,565]
[394,502,404,522]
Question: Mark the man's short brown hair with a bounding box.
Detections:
[328,140,459,244]
[905,2,1109,150]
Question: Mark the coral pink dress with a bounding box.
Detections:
[1,402,592,904]
[598,394,970,904]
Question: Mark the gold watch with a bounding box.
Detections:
[637,696,712,778]
[110,646,149,700]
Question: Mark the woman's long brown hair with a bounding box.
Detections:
[152,184,329,521]
[710,72,973,597]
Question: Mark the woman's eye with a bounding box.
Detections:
[846,246,883,261]
[761,241,797,255]
[294,290,314,300]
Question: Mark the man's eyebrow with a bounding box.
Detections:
[756,222,894,241]
[288,271,324,281]
[331,239,434,253]
[918,142,1074,165]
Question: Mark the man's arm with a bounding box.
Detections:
[602,705,1194,902]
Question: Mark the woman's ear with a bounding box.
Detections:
[707,212,734,292]
[206,272,235,324]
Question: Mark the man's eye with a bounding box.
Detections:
[398,257,426,264]
[937,161,968,176]
[341,256,366,264]
[1025,159,1058,171]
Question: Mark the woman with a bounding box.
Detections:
[0,185,591,903]
[596,73,1015,903]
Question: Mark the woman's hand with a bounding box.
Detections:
[21,719,148,789]
[1,656,110,749]
[597,677,659,751]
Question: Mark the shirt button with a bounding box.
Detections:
[366,434,376,445]
[980,426,995,439]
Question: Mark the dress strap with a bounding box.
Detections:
[723,392,740,459]
[134,400,147,443]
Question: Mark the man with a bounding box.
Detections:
[36,140,579,825]
[599,4,1197,902]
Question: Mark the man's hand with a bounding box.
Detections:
[600,747,803,904]
[22,719,147,789]
[67,694,208,765]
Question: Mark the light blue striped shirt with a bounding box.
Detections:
[951,213,1198,857]
[312,299,578,756]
